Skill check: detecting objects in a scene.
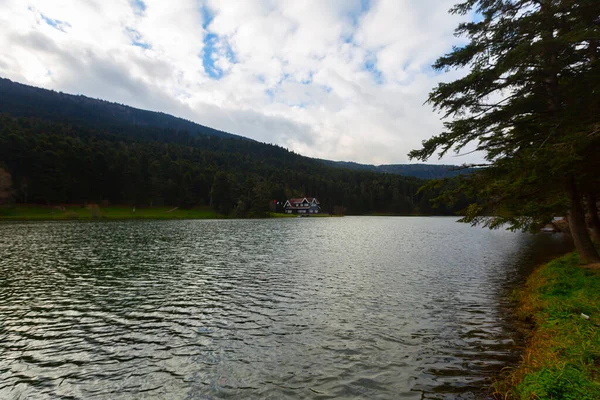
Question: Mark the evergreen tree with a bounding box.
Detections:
[410,0,600,262]
[210,172,233,215]
[0,167,13,204]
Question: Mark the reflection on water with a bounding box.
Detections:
[0,217,572,399]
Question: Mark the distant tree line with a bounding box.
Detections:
[0,115,466,217]
[318,159,474,180]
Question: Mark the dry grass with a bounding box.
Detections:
[584,263,600,270]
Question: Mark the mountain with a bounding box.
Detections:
[318,160,473,180]
[0,78,469,216]
[0,78,467,181]
[0,78,470,181]
[0,78,243,140]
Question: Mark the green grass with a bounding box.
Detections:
[0,205,218,220]
[0,206,340,220]
[496,253,600,399]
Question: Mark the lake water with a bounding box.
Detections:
[0,217,572,399]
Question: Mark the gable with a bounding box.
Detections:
[284,197,320,207]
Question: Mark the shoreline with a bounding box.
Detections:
[0,205,338,221]
[0,205,220,221]
[495,252,600,399]
[0,205,448,221]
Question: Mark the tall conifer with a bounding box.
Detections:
[410,0,600,262]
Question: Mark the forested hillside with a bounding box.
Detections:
[0,78,241,140]
[1,78,467,181]
[319,160,473,179]
[0,115,464,216]
[0,78,471,216]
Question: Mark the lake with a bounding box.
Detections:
[0,217,572,399]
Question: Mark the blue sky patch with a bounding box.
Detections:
[200,5,237,80]
[359,0,371,12]
[344,0,371,43]
[364,54,383,84]
[223,40,237,65]
[131,0,146,15]
[132,40,151,50]
[350,0,371,27]
[300,72,313,85]
[200,4,214,29]
[202,33,223,79]
[265,89,274,101]
[126,27,151,49]
[202,36,236,79]
[41,14,71,32]
[473,11,484,23]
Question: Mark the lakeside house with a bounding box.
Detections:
[283,197,320,214]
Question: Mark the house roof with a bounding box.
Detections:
[287,197,320,204]
[283,198,321,209]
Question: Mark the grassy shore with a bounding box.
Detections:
[496,252,600,399]
[0,205,218,220]
[0,206,341,220]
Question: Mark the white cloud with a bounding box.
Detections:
[0,0,479,165]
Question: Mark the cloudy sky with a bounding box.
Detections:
[0,0,476,165]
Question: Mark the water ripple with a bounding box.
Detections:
[0,218,571,399]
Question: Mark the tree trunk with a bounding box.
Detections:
[585,192,600,245]
[566,177,600,263]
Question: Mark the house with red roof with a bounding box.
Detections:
[283,197,321,214]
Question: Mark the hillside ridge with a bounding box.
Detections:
[0,77,468,180]
[0,77,244,140]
